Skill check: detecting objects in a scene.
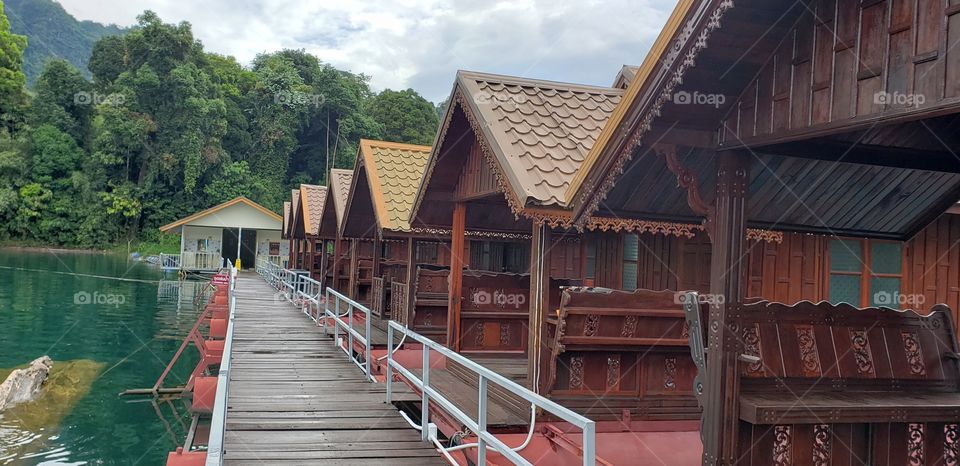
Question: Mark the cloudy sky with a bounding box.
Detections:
[56,0,674,102]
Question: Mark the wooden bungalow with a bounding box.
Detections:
[287,189,304,270]
[560,0,960,464]
[289,183,328,280]
[317,168,355,296]
[337,139,456,338]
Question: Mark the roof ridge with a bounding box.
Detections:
[457,69,625,95]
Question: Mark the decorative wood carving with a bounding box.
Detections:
[908,423,924,466]
[901,331,926,376]
[946,424,959,466]
[586,216,702,238]
[796,324,821,377]
[500,323,511,346]
[474,323,485,347]
[570,355,585,389]
[664,356,678,390]
[607,354,621,390]
[773,425,792,466]
[621,315,638,338]
[746,228,784,244]
[654,143,714,218]
[681,320,690,340]
[849,329,876,376]
[584,314,601,336]
[812,424,831,466]
[742,323,764,375]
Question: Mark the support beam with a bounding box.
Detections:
[332,236,342,289]
[701,150,750,466]
[527,222,550,391]
[348,240,359,300]
[447,202,466,350]
[404,237,417,327]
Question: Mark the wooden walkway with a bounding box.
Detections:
[221,273,445,465]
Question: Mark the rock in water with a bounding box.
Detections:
[0,356,54,411]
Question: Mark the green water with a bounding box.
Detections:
[0,250,203,465]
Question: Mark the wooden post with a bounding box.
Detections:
[447,202,466,350]
[332,236,342,290]
[348,239,359,300]
[372,234,382,278]
[527,222,551,391]
[702,150,750,466]
[319,239,328,288]
[404,237,417,326]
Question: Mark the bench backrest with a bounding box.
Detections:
[539,287,701,421]
[737,300,960,392]
[410,266,451,344]
[459,271,529,352]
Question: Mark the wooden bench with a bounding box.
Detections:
[683,294,960,464]
[539,287,701,421]
[458,271,529,353]
[410,266,450,344]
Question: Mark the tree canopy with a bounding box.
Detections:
[0,5,441,248]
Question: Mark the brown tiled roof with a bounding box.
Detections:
[290,189,302,238]
[299,184,327,236]
[328,169,353,229]
[357,139,431,231]
[454,70,624,207]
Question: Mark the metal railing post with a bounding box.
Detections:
[583,421,596,466]
[334,296,340,345]
[386,324,393,403]
[478,375,488,466]
[347,303,354,358]
[364,306,372,379]
[421,343,430,441]
[323,288,329,335]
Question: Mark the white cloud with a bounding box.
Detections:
[55,0,673,102]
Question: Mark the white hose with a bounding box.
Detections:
[376,332,407,361]
[445,403,537,453]
[399,410,422,431]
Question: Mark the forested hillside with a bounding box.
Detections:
[5,0,125,86]
[0,2,440,248]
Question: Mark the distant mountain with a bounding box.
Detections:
[5,0,125,86]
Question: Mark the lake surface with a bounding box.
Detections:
[0,250,203,465]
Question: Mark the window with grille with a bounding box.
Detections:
[469,240,529,273]
[828,239,903,307]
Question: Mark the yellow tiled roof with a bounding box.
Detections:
[358,139,431,231]
[298,184,327,236]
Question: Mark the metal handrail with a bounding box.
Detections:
[204,261,237,466]
[297,274,323,322]
[324,286,374,382]
[386,321,596,466]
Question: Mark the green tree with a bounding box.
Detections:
[0,0,28,131]
[366,88,439,146]
[27,60,94,144]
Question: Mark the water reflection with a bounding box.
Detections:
[0,251,209,465]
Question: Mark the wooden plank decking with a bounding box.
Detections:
[221,273,444,465]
